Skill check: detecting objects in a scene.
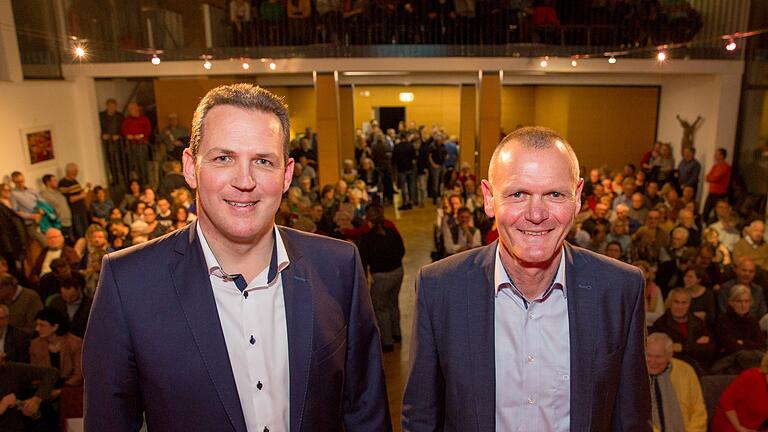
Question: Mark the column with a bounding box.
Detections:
[314,71,341,186]
[478,70,502,180]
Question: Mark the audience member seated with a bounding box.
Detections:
[442,207,481,256]
[712,284,766,374]
[708,210,741,253]
[0,274,43,334]
[604,240,625,261]
[118,180,141,212]
[650,288,718,371]
[676,209,701,247]
[718,258,767,321]
[0,351,58,432]
[646,332,708,432]
[83,249,106,299]
[47,276,91,338]
[0,304,30,363]
[702,227,732,268]
[88,186,114,228]
[636,260,664,327]
[683,267,716,327]
[634,208,670,254]
[30,308,84,388]
[732,220,768,270]
[710,351,768,432]
[143,206,170,241]
[37,258,85,305]
[581,202,610,237]
[29,228,79,286]
[694,244,725,291]
[74,224,111,270]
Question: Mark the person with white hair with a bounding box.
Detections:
[646,332,707,432]
[732,219,768,270]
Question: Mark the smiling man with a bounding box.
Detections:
[83,84,390,432]
[402,127,651,431]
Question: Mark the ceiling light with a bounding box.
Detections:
[608,56,617,64]
[151,54,160,65]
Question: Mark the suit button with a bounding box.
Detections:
[257,381,263,390]
[250,335,256,345]
[263,427,269,432]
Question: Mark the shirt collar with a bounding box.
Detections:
[197,223,289,289]
[493,243,567,301]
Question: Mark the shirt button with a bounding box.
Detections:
[527,355,535,363]
[263,427,269,432]
[257,381,263,391]
[527,397,535,405]
[249,335,256,345]
[528,313,535,320]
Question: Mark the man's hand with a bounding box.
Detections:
[32,213,42,224]
[20,396,42,417]
[671,342,683,352]
[696,335,710,344]
[0,393,17,414]
[102,133,110,140]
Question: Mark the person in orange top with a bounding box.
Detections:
[702,147,732,224]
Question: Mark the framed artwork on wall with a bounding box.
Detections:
[19,125,56,169]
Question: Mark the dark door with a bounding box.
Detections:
[376,106,406,132]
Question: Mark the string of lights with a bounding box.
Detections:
[4,21,767,71]
[538,27,768,68]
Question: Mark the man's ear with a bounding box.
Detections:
[283,157,295,193]
[480,179,495,219]
[182,149,198,190]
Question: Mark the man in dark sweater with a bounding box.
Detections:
[58,163,89,240]
[100,98,125,185]
[0,352,58,432]
[48,275,92,338]
[393,133,418,210]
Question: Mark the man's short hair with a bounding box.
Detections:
[35,308,69,335]
[647,332,674,354]
[50,258,70,272]
[671,226,690,242]
[106,98,117,105]
[42,174,55,185]
[0,274,17,289]
[668,287,692,300]
[61,276,84,290]
[10,171,22,179]
[489,126,579,186]
[189,84,291,162]
[715,148,727,158]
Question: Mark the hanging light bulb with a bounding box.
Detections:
[242,61,250,70]
[539,56,549,68]
[151,54,160,65]
[725,39,737,51]
[656,51,667,62]
[269,62,277,71]
[203,60,212,70]
[608,56,617,64]
[570,59,578,67]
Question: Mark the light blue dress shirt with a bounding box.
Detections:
[494,245,571,432]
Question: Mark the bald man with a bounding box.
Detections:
[402,127,651,431]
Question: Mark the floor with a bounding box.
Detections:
[381,203,437,431]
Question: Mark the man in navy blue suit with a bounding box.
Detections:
[402,127,651,431]
[83,84,391,432]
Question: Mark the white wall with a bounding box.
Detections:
[0,78,105,188]
[94,78,142,112]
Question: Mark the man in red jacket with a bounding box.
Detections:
[121,102,152,185]
[702,147,731,224]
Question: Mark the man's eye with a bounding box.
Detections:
[256,159,273,166]
[510,192,522,198]
[214,155,232,163]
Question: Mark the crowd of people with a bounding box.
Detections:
[2,109,768,429]
[226,0,703,47]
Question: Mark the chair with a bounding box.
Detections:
[699,374,736,427]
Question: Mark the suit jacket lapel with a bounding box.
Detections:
[467,242,497,431]
[169,223,247,432]
[564,243,597,431]
[278,228,313,432]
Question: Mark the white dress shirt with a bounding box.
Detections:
[198,223,290,432]
[494,245,571,432]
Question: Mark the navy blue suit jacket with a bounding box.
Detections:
[402,242,652,431]
[83,223,391,431]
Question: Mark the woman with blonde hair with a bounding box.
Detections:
[635,260,664,327]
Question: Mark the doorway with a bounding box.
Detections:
[375,106,406,132]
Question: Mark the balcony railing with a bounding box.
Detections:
[12,0,752,77]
